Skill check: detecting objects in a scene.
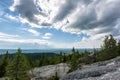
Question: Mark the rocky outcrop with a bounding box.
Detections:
[61,56,120,80]
[29,63,69,80]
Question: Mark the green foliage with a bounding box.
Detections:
[37,52,67,67]
[0,34,119,78]
[70,35,120,69]
[96,35,118,61]
[117,40,120,55]
[6,48,29,80]
[0,51,9,77]
[68,47,80,72]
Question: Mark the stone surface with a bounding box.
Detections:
[29,63,69,80]
[61,56,120,80]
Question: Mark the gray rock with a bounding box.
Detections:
[61,56,120,80]
[29,63,69,80]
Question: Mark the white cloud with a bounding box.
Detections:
[0,38,49,45]
[9,0,20,11]
[45,33,52,36]
[9,0,63,28]
[8,0,120,48]
[0,32,52,47]
[52,40,102,49]
[0,32,19,38]
[5,14,18,21]
[0,32,103,48]
[9,0,120,39]
[0,38,53,49]
[52,0,120,43]
[27,29,40,36]
[42,33,52,39]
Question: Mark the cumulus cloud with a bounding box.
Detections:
[59,0,120,39]
[9,0,51,27]
[10,0,120,40]
[52,0,78,23]
[22,28,40,36]
[9,0,62,28]
[9,0,39,24]
[53,0,92,23]
[42,33,52,39]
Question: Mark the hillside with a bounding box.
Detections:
[61,56,120,80]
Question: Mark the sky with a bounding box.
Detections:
[0,0,120,49]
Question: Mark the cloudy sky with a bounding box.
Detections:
[0,0,120,49]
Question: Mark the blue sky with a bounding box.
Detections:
[0,0,120,49]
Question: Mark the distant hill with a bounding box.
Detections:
[0,52,60,60]
[0,48,99,54]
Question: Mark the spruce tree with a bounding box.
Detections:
[0,51,9,77]
[69,47,78,72]
[6,48,29,80]
[109,35,117,57]
[59,52,63,63]
[102,35,117,60]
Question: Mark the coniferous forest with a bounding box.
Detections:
[0,35,120,80]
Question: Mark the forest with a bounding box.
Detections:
[0,35,120,80]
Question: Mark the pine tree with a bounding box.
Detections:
[69,47,78,72]
[0,51,9,77]
[59,52,63,63]
[39,53,48,66]
[103,35,109,50]
[63,53,66,63]
[6,48,29,80]
[109,35,117,57]
[101,35,117,60]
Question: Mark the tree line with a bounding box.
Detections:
[0,49,68,79]
[69,35,120,72]
[0,35,120,79]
